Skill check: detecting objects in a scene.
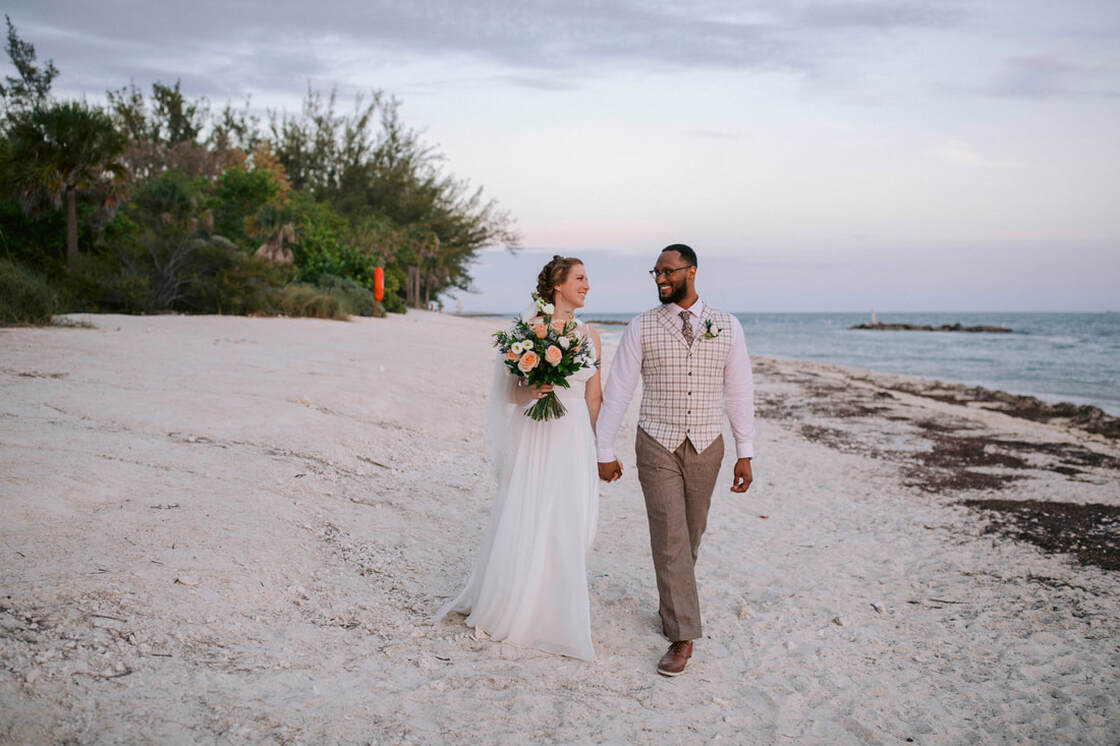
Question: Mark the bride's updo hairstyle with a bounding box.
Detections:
[536,255,584,303]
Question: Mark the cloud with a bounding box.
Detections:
[686,128,743,140]
[932,139,1024,169]
[10,0,970,101]
[12,1,1120,114]
[797,1,960,29]
[980,54,1118,99]
[933,139,991,167]
[499,74,582,92]
[18,11,335,101]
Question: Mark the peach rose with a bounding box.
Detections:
[517,350,540,373]
[550,319,567,335]
[506,348,520,361]
[544,345,562,366]
[532,322,547,339]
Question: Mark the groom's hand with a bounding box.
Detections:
[730,458,753,493]
[598,460,623,483]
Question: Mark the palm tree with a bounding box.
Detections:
[4,101,128,269]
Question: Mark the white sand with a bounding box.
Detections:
[1,311,1117,744]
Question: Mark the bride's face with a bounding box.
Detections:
[554,264,589,309]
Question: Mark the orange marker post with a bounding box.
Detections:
[373,267,384,317]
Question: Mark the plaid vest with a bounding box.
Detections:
[638,305,734,454]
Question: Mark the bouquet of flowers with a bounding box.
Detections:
[492,292,598,421]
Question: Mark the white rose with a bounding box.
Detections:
[558,336,570,349]
[541,303,555,315]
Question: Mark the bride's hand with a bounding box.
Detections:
[515,381,554,405]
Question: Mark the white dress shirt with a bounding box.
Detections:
[596,300,755,462]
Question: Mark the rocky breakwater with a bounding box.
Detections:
[851,322,1012,333]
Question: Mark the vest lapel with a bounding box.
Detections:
[656,305,691,349]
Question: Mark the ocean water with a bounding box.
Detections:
[581,312,1120,416]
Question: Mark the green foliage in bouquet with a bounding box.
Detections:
[492,292,598,421]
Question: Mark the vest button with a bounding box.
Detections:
[687,392,691,396]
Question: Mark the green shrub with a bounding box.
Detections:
[49,252,112,312]
[277,284,348,320]
[0,258,56,324]
[382,291,406,314]
[316,274,374,316]
[188,250,295,315]
[96,257,158,314]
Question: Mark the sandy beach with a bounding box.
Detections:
[1,311,1117,744]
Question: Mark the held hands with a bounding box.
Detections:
[730,458,753,493]
[598,460,623,483]
[598,458,747,489]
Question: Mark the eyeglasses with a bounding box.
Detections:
[648,265,693,279]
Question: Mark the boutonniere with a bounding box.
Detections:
[702,319,722,339]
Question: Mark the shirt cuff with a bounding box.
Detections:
[735,441,754,459]
[596,446,617,463]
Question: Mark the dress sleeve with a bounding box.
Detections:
[595,317,643,462]
[723,317,755,458]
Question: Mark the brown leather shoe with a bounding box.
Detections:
[656,640,693,677]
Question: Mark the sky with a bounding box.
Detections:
[10,1,1120,312]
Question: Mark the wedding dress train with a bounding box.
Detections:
[436,323,599,660]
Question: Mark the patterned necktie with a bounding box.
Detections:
[679,310,694,346]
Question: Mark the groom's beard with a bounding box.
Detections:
[658,280,689,306]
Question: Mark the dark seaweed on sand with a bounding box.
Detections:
[962,500,1120,572]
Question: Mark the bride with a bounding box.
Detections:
[436,256,603,660]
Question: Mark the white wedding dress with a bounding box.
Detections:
[436,322,599,660]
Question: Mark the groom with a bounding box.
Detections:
[596,244,755,677]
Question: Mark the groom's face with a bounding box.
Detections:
[653,250,694,305]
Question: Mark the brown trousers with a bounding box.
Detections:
[635,427,724,641]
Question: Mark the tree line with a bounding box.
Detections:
[0,17,518,323]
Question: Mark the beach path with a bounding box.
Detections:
[1,312,1117,743]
